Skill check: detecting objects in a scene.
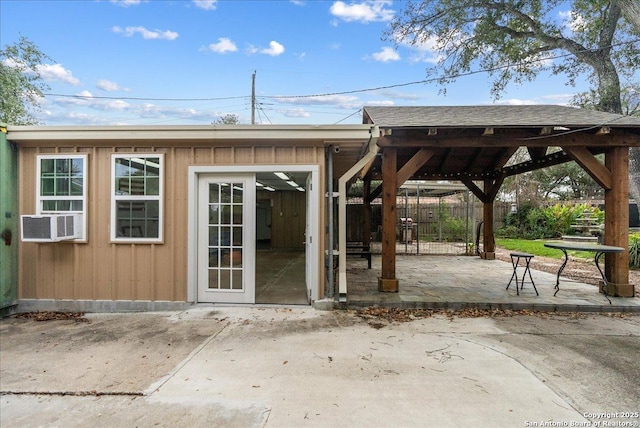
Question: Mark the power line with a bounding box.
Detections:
[42,39,639,104]
[44,93,250,102]
[263,39,640,100]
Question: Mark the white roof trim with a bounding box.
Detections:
[7,124,377,144]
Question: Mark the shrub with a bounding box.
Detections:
[443,217,466,241]
[495,225,519,239]
[498,203,603,240]
[630,233,640,269]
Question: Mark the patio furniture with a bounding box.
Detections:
[543,241,625,304]
[507,252,538,296]
[346,242,372,269]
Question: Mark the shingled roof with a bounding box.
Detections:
[363,105,640,129]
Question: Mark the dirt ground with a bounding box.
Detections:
[494,247,640,297]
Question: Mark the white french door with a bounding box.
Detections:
[197,175,255,303]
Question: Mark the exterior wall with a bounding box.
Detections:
[0,126,19,313]
[18,143,326,303]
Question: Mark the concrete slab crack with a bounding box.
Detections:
[144,321,231,396]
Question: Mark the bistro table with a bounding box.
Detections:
[543,241,625,304]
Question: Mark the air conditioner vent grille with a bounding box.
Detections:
[22,216,53,240]
[21,214,81,242]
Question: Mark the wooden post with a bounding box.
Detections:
[604,147,632,296]
[379,148,399,292]
[482,178,496,260]
[363,178,371,252]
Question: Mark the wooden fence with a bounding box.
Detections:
[346,199,511,255]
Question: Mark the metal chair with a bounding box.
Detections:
[507,252,538,295]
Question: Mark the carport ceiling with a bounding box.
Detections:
[362,105,640,181]
[256,171,309,191]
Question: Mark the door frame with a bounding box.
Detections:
[187,165,320,303]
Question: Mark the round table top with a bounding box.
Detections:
[543,241,624,253]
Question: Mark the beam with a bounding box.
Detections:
[482,178,496,260]
[564,146,612,190]
[379,147,399,292]
[460,177,487,203]
[604,147,631,296]
[367,148,435,202]
[490,147,519,170]
[377,131,640,148]
[487,174,506,201]
[362,178,371,252]
[396,148,435,185]
[358,156,377,180]
[367,183,383,203]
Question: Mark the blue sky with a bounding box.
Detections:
[1,0,597,126]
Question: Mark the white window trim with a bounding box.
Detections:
[36,153,88,242]
[110,154,164,243]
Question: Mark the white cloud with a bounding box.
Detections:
[96,79,129,92]
[54,90,93,106]
[290,0,305,5]
[193,0,218,10]
[371,47,400,62]
[109,0,145,7]
[112,26,179,40]
[245,44,259,55]
[96,100,131,111]
[277,94,361,109]
[36,63,81,85]
[329,1,394,23]
[379,90,420,101]
[493,99,538,106]
[279,108,311,118]
[260,41,285,56]
[204,37,238,53]
[364,100,395,106]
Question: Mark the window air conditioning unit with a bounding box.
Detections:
[21,214,81,242]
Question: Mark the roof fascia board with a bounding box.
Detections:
[6,125,376,145]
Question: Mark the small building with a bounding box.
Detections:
[6,105,640,312]
[7,124,376,311]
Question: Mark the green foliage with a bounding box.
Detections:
[496,238,595,260]
[530,160,604,200]
[495,225,518,239]
[571,84,640,117]
[387,1,638,113]
[212,114,240,125]
[497,203,602,239]
[443,217,466,241]
[630,233,640,269]
[0,36,52,125]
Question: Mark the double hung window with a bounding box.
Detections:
[111,154,163,242]
[36,154,87,240]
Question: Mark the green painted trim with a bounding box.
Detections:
[0,129,18,309]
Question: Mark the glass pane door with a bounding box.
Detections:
[198,175,255,303]
[207,182,244,291]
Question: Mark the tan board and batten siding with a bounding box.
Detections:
[13,125,376,303]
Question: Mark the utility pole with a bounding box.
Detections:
[251,70,256,125]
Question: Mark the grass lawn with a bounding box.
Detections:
[496,238,594,261]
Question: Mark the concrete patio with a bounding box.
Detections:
[345,254,640,312]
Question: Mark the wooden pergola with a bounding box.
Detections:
[358,105,640,297]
